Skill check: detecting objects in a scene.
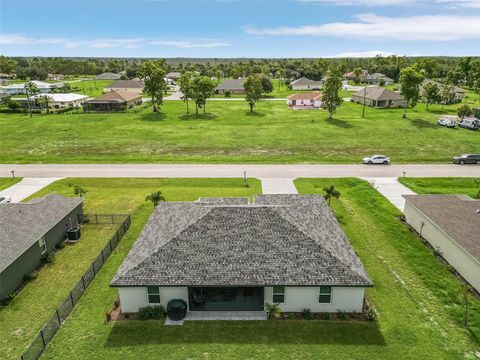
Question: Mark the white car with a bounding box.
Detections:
[362,155,391,165]
[437,116,457,128]
[0,196,12,204]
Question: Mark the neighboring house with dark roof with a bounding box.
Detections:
[403,195,480,292]
[287,92,322,109]
[166,72,182,80]
[290,77,323,90]
[363,73,394,85]
[215,79,244,94]
[111,195,372,315]
[82,90,142,112]
[95,72,121,80]
[0,194,83,299]
[351,86,406,108]
[104,79,145,95]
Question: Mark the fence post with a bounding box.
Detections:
[69,291,75,306]
[40,330,46,347]
[111,214,114,224]
[81,275,86,290]
[95,214,98,224]
[109,238,113,252]
[92,262,96,275]
[56,309,61,324]
[101,250,105,263]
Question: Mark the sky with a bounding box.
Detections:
[0,0,479,58]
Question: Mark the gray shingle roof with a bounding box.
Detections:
[0,194,83,272]
[215,79,244,91]
[364,73,393,82]
[95,72,121,80]
[111,195,372,287]
[290,77,323,87]
[352,86,404,101]
[107,80,144,89]
[403,195,480,261]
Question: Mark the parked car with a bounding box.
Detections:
[458,117,480,130]
[452,154,480,165]
[437,116,457,128]
[362,155,391,165]
[0,196,12,204]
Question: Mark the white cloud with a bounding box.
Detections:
[245,13,480,41]
[436,0,480,8]
[327,50,398,58]
[299,0,415,6]
[148,40,230,48]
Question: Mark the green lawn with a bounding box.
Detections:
[399,177,480,198]
[1,99,478,164]
[68,79,112,98]
[35,178,479,360]
[2,178,261,360]
[0,177,21,191]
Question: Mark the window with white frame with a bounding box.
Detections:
[147,286,160,304]
[319,286,332,303]
[38,236,47,254]
[272,286,285,303]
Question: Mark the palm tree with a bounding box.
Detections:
[38,95,51,113]
[25,82,39,118]
[145,191,166,208]
[323,185,340,206]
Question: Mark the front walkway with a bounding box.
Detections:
[260,178,298,194]
[0,177,63,202]
[165,311,267,325]
[361,177,417,212]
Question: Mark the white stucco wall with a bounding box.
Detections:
[404,202,480,292]
[264,286,365,312]
[118,286,189,313]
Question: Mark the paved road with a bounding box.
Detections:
[0,177,63,202]
[1,164,479,179]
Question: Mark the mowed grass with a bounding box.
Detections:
[399,177,480,198]
[1,99,479,164]
[68,79,112,98]
[1,178,261,360]
[0,177,21,191]
[35,178,480,360]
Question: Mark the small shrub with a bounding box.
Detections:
[302,308,313,320]
[265,303,282,319]
[321,312,330,320]
[137,305,165,320]
[337,310,347,320]
[224,90,232,98]
[365,306,377,321]
[42,252,56,264]
[24,271,39,282]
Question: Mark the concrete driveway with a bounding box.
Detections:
[0,177,63,202]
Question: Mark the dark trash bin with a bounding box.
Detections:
[167,299,187,321]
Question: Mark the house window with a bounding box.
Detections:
[319,286,332,303]
[147,286,160,304]
[38,236,47,254]
[272,286,285,303]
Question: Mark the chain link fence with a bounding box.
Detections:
[20,214,131,360]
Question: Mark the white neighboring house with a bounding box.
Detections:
[403,195,480,292]
[111,195,372,316]
[290,77,323,90]
[14,93,90,109]
[0,80,64,95]
[287,92,322,109]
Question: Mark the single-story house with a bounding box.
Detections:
[215,79,244,94]
[47,74,65,81]
[18,93,90,109]
[82,90,142,112]
[351,86,406,108]
[0,73,16,80]
[111,194,372,315]
[419,79,465,103]
[0,194,84,300]
[475,107,480,119]
[0,93,11,105]
[166,72,181,80]
[403,195,480,292]
[95,72,121,80]
[104,79,144,95]
[0,80,64,95]
[287,92,322,109]
[290,77,323,91]
[363,73,394,85]
[344,70,368,81]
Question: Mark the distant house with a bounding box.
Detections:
[166,72,182,80]
[0,194,84,300]
[47,74,65,81]
[287,92,322,109]
[0,73,15,80]
[0,80,65,95]
[351,86,406,108]
[16,93,90,110]
[403,195,480,292]
[475,107,480,119]
[111,195,372,316]
[82,90,142,112]
[95,72,121,80]
[290,77,323,91]
[215,79,244,94]
[363,73,394,85]
[420,79,465,103]
[344,70,368,81]
[104,80,144,95]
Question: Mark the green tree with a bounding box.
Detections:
[0,55,17,74]
[321,68,343,119]
[145,191,166,208]
[399,66,424,118]
[37,95,52,113]
[25,82,39,118]
[178,71,195,115]
[244,74,263,113]
[69,183,88,197]
[353,67,363,85]
[260,75,273,94]
[191,76,216,116]
[457,104,472,120]
[139,60,167,113]
[441,83,456,108]
[323,185,340,206]
[422,82,440,110]
[7,100,21,111]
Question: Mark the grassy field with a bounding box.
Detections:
[33,178,479,360]
[1,98,478,164]
[1,178,261,360]
[0,177,21,191]
[68,79,112,98]
[399,177,480,198]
